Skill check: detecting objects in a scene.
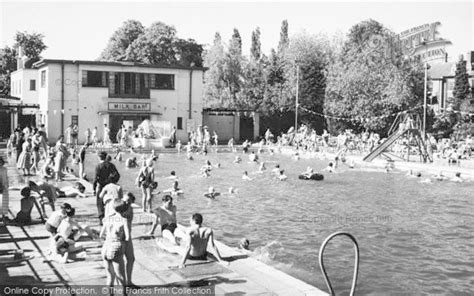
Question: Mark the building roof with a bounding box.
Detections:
[33,59,206,71]
[428,62,455,79]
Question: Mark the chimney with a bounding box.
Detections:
[17,46,23,70]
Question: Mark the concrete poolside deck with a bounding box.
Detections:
[0,152,327,296]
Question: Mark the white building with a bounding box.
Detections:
[11,59,205,144]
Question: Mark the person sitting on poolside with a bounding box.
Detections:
[12,187,45,224]
[147,195,183,243]
[57,182,87,198]
[29,180,58,215]
[203,187,220,199]
[233,156,242,164]
[271,164,281,175]
[323,162,336,173]
[242,171,252,181]
[125,157,137,168]
[178,213,227,268]
[278,170,288,181]
[45,203,72,237]
[451,172,463,183]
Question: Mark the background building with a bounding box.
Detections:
[11,58,205,144]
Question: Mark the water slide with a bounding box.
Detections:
[362,129,404,162]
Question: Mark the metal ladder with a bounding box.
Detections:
[319,232,360,296]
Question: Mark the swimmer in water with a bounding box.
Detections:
[451,172,463,183]
[200,166,210,178]
[271,164,281,175]
[233,156,242,164]
[433,171,447,181]
[164,180,184,196]
[228,187,236,194]
[278,170,288,181]
[348,159,355,169]
[301,167,315,179]
[258,162,266,173]
[187,152,194,160]
[242,171,252,181]
[203,187,220,199]
[166,171,178,181]
[249,152,258,162]
[125,157,137,168]
[324,162,336,173]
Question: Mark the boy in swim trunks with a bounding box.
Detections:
[179,213,227,268]
[147,195,180,245]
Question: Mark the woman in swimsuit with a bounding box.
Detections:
[136,159,155,212]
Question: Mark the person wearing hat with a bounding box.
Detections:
[93,152,120,223]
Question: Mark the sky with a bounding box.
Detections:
[0,0,473,62]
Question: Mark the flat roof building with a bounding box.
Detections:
[11,58,205,144]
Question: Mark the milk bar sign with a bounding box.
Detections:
[108,103,151,111]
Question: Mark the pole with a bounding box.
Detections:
[294,64,299,133]
[423,62,427,140]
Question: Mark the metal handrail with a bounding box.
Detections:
[319,232,360,296]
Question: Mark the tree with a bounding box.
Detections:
[223,28,244,105]
[278,20,289,55]
[174,38,203,67]
[239,27,265,110]
[0,31,47,95]
[125,22,178,64]
[0,46,17,94]
[15,31,47,64]
[203,33,227,107]
[452,55,471,110]
[99,20,203,66]
[324,20,425,135]
[99,20,145,61]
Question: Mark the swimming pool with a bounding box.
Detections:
[83,150,474,294]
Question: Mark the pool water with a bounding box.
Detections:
[83,151,474,295]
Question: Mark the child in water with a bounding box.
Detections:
[278,170,288,181]
[233,156,242,164]
[204,187,220,199]
[324,162,336,173]
[242,171,252,181]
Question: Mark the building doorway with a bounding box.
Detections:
[109,114,150,143]
[239,115,254,141]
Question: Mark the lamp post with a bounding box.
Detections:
[423,62,428,140]
[294,63,300,133]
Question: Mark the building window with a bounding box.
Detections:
[71,115,78,126]
[82,71,108,87]
[153,74,174,89]
[109,72,150,98]
[177,117,183,130]
[30,80,36,91]
[41,70,46,88]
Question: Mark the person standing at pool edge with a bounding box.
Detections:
[93,152,120,224]
[136,158,155,213]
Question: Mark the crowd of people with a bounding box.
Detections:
[1,120,471,292]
